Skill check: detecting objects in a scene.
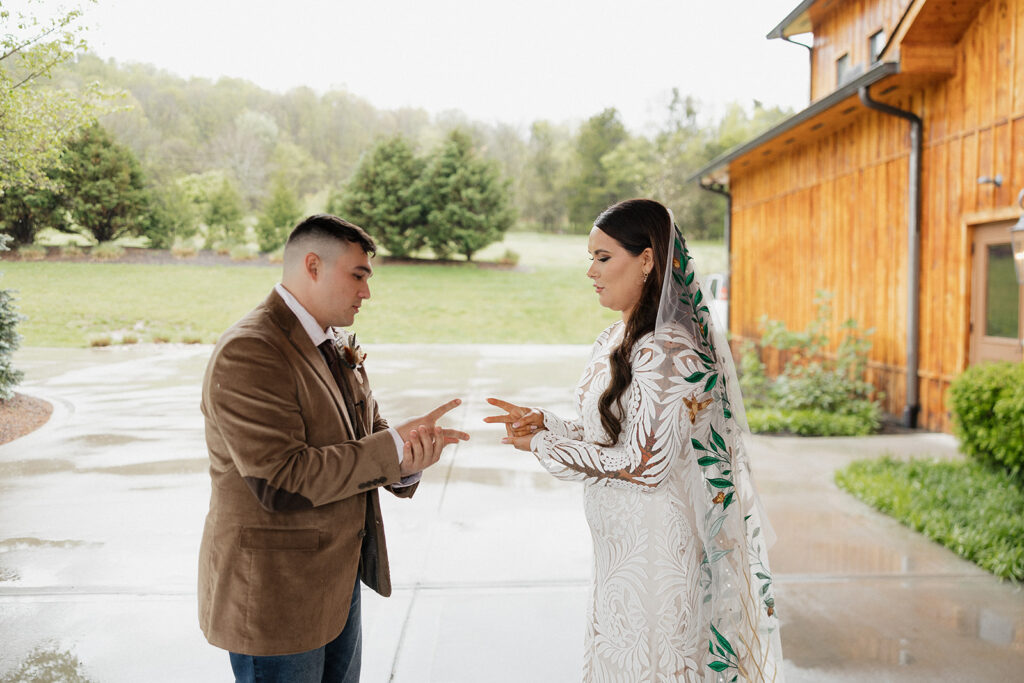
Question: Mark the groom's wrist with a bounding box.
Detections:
[388,427,405,463]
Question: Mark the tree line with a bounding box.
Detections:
[1,6,792,258]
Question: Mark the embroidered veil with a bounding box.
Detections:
[658,220,784,682]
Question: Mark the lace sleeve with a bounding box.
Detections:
[530,330,706,489]
[539,409,584,440]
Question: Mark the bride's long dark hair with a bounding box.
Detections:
[594,199,671,446]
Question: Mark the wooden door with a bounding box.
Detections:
[970,221,1024,364]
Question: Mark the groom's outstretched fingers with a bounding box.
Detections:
[427,398,462,422]
[396,398,469,443]
[441,428,470,444]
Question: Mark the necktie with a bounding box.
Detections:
[318,340,367,438]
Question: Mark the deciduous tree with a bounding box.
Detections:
[0,0,101,191]
[567,108,631,228]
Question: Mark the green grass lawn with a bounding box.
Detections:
[1,233,725,347]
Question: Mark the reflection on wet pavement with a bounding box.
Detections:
[0,644,94,683]
[1,344,1023,682]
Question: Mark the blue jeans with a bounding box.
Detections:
[230,579,362,683]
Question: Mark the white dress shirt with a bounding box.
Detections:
[274,283,420,487]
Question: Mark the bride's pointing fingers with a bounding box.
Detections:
[486,397,522,412]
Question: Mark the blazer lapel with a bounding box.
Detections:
[264,290,357,438]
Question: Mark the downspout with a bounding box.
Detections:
[858,85,922,429]
[781,35,814,101]
[698,180,732,332]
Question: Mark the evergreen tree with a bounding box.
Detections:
[332,136,426,258]
[255,175,302,252]
[0,236,25,401]
[203,178,246,247]
[417,130,515,261]
[144,179,200,249]
[58,123,155,243]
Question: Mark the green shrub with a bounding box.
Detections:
[738,340,770,406]
[949,362,1024,478]
[91,243,125,260]
[498,249,520,266]
[267,247,285,264]
[747,407,876,436]
[60,245,85,258]
[741,291,882,435]
[836,456,1024,580]
[170,242,197,259]
[230,245,258,261]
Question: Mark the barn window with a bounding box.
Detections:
[836,54,851,85]
[870,30,885,62]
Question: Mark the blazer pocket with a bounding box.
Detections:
[239,527,320,551]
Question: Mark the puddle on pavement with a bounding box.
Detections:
[68,434,145,448]
[78,458,208,476]
[0,460,74,478]
[0,643,95,683]
[0,457,207,478]
[447,465,566,490]
[778,579,1024,678]
[0,538,91,551]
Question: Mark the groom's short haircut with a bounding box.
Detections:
[285,214,377,259]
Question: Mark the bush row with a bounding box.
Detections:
[739,291,882,436]
[836,456,1024,580]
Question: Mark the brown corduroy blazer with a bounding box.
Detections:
[198,290,416,656]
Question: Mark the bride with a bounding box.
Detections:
[485,199,784,682]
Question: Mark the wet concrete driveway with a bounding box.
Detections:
[1,345,1022,682]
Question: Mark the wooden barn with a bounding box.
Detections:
[691,0,1024,432]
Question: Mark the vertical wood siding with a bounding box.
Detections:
[811,0,914,100]
[731,0,1023,431]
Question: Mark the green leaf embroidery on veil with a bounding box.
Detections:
[672,225,779,678]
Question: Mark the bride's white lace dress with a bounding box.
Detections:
[531,320,782,682]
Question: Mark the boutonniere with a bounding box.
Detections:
[335,331,367,374]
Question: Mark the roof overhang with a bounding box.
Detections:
[766,0,817,39]
[688,61,899,186]
[766,0,845,40]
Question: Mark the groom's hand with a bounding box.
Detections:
[395,399,469,476]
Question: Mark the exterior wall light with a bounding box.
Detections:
[1012,189,1024,285]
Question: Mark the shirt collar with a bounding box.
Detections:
[274,283,336,348]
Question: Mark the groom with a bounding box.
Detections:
[198,214,468,682]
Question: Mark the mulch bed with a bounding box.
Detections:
[0,393,53,445]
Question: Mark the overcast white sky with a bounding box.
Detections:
[21,0,811,133]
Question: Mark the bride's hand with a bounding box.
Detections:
[483,397,545,440]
